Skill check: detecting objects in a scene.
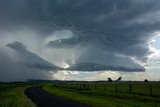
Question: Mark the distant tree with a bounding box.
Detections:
[116,76,122,82]
[144,79,149,83]
[108,77,112,82]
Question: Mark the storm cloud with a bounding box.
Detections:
[7,41,62,71]
[0,0,160,81]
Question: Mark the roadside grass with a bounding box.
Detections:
[0,83,36,107]
[44,83,160,107]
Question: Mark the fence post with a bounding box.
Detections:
[115,84,118,93]
[80,84,82,90]
[87,84,89,90]
[95,84,97,90]
[104,83,106,91]
[71,83,73,89]
[149,84,152,96]
[78,83,81,90]
[83,83,85,90]
[129,84,132,93]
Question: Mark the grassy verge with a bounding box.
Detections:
[0,83,36,107]
[44,84,160,107]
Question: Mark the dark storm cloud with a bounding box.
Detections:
[7,41,62,71]
[67,45,145,72]
[46,36,80,48]
[1,0,160,74]
[0,46,54,82]
[67,62,144,72]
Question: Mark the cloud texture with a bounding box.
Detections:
[7,41,62,71]
[0,0,160,81]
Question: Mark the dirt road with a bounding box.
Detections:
[24,86,88,107]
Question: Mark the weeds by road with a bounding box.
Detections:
[0,83,36,107]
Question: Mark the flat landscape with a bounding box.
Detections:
[1,81,160,107]
[1,1,160,107]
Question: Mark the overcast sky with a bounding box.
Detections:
[0,0,160,81]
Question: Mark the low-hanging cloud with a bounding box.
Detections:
[7,41,62,71]
[0,41,62,82]
[1,0,160,81]
[0,46,54,82]
[67,45,145,72]
[46,36,80,48]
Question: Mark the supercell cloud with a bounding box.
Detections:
[0,0,160,81]
[7,41,62,71]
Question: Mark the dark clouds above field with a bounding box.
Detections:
[0,0,160,81]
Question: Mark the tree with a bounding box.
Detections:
[144,79,149,83]
[117,76,122,82]
[108,77,112,82]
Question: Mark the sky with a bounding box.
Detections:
[0,0,160,81]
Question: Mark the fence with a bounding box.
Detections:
[52,82,160,97]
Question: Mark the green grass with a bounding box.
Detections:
[1,82,159,107]
[0,83,36,107]
[44,82,160,107]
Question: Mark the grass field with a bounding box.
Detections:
[44,81,160,107]
[0,81,160,107]
[0,82,36,107]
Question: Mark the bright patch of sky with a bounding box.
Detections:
[153,36,160,50]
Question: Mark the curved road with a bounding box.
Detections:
[24,86,88,107]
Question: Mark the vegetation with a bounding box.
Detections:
[1,81,160,107]
[0,82,36,107]
[44,81,160,107]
